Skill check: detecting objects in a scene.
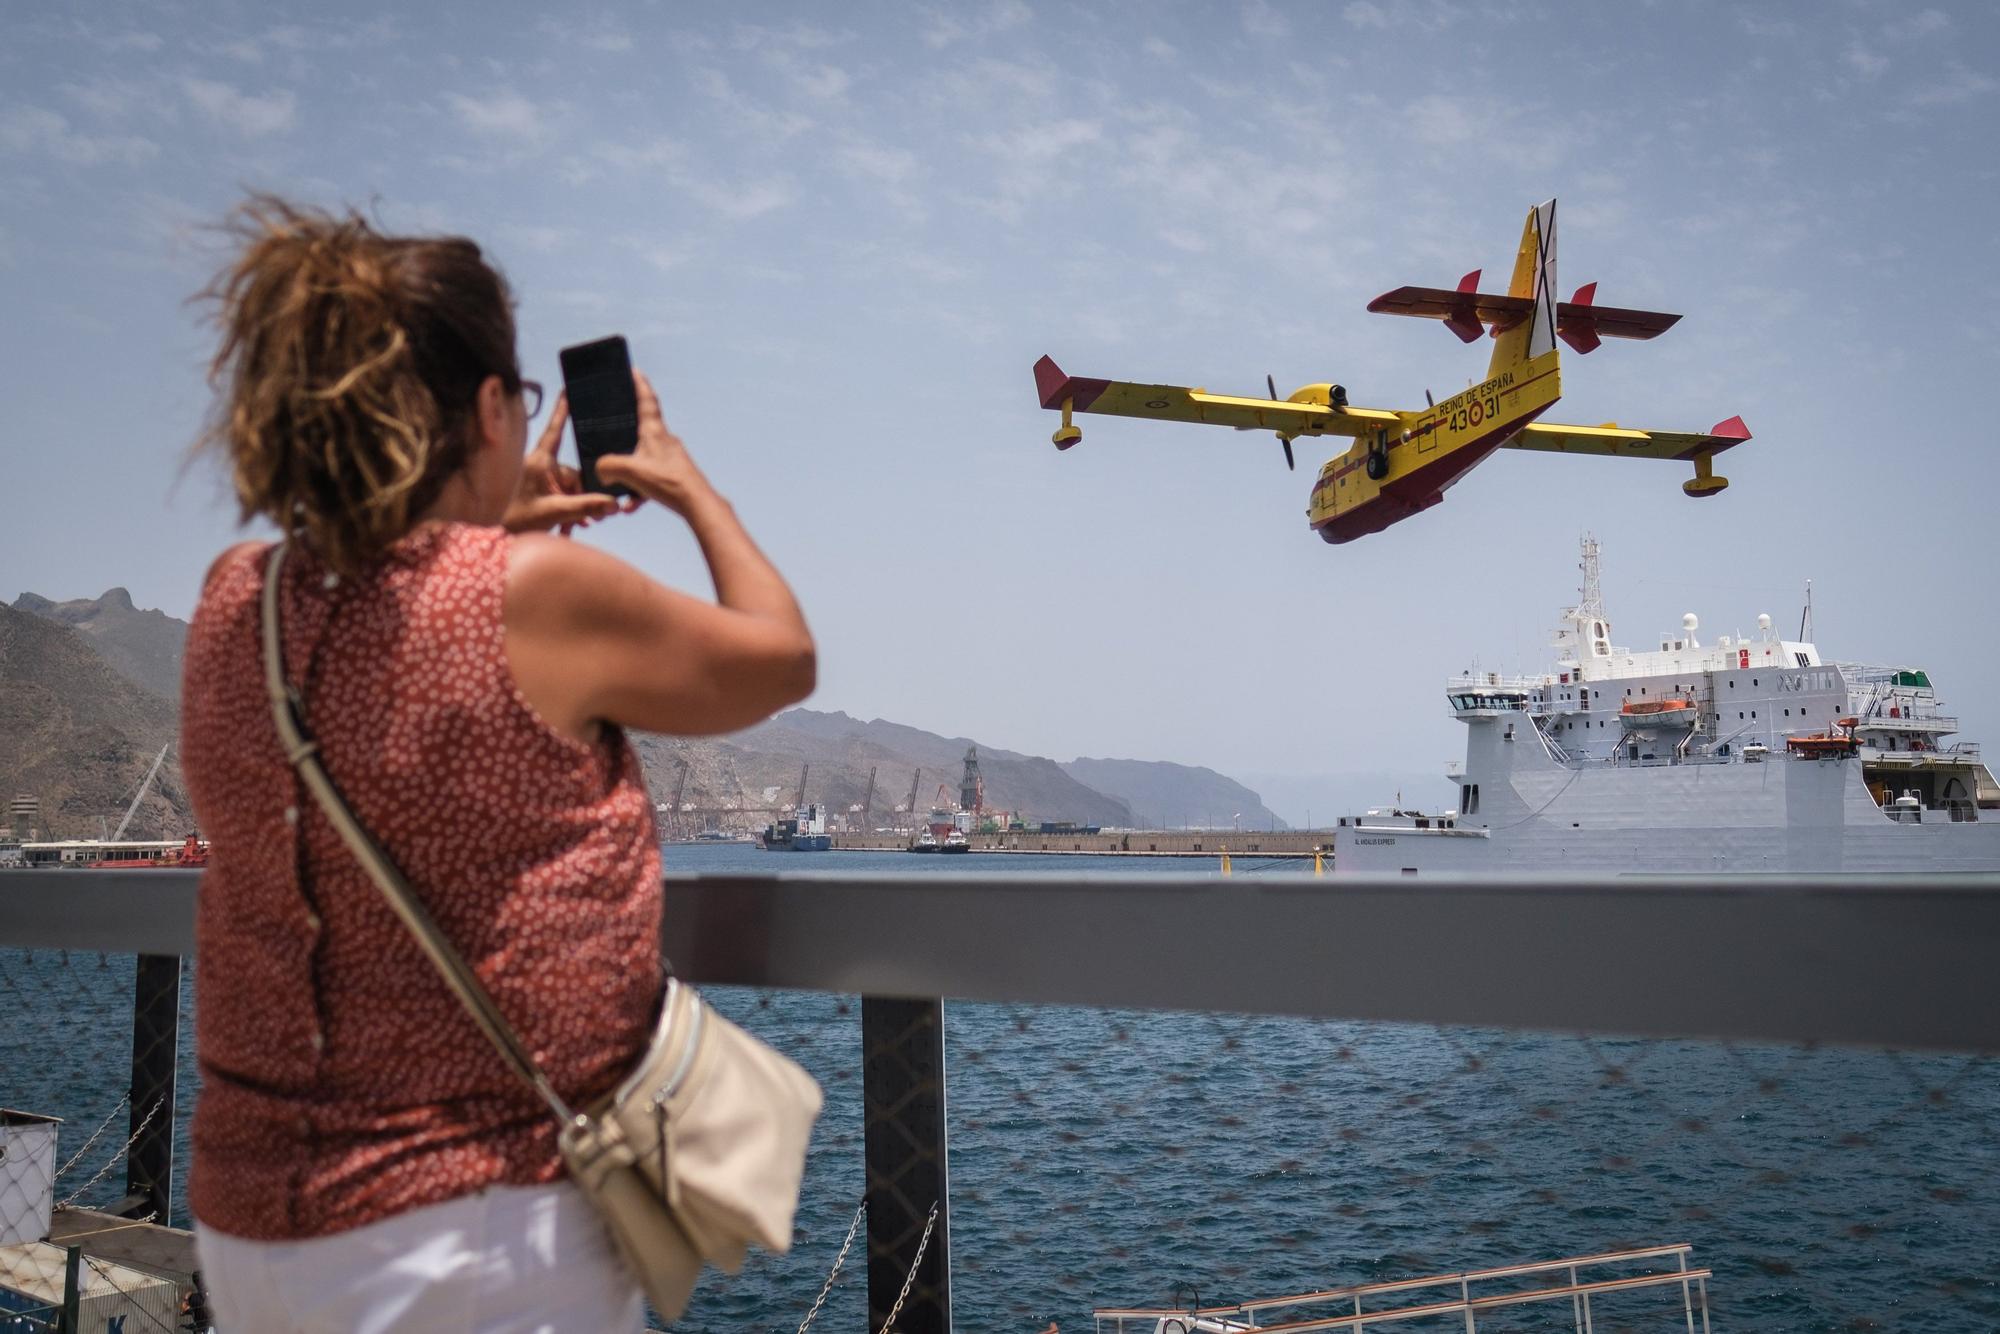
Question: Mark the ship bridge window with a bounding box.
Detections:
[1796,652,1810,667]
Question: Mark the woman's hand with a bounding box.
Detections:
[592,371,714,516]
[501,393,624,535]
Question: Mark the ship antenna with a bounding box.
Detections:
[1799,579,1813,642]
[1577,532,1604,621]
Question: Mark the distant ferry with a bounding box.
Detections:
[8,833,209,869]
[1337,537,2000,873]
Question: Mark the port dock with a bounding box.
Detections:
[829,829,1331,857]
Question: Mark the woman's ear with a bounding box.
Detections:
[472,374,512,455]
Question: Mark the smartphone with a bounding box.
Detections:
[558,335,639,497]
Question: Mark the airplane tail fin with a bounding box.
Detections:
[1487,198,1557,378]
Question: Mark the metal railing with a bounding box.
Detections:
[6,868,2000,1332]
[1096,1243,1712,1332]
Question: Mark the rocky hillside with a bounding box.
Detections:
[632,710,1137,829]
[1062,756,1286,831]
[0,604,190,840]
[14,587,187,702]
[3,586,1282,837]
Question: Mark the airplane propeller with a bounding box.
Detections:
[1268,373,1294,470]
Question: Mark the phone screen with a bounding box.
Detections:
[558,335,638,497]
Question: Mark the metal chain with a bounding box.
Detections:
[794,1201,866,1334]
[874,1201,939,1334]
[53,1094,131,1180]
[58,1094,162,1208]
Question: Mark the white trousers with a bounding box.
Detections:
[196,1183,646,1334]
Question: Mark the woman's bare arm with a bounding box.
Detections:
[503,371,815,740]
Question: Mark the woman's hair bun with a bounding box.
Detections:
[197,196,518,574]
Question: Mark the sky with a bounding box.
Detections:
[4,0,1999,824]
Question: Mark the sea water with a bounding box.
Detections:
[4,846,1995,1330]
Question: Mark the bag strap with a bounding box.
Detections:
[258,542,578,1128]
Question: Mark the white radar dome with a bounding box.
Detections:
[1758,613,1773,631]
[1683,613,1699,632]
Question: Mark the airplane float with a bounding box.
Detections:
[1032,199,1749,544]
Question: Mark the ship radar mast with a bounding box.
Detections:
[1553,533,1615,672]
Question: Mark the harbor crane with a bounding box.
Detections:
[903,769,922,822]
[857,766,877,829]
[793,763,809,813]
[666,760,689,840]
[112,743,170,842]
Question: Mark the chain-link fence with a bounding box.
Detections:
[7,913,2000,1331]
[0,950,192,1230]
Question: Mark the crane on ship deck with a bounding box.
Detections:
[666,760,689,840]
[793,763,809,814]
[112,743,171,841]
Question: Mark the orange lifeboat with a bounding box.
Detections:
[1620,697,1697,729]
[1787,717,1860,758]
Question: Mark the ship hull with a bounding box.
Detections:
[1337,747,2000,874]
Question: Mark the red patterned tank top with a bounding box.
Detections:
[180,523,662,1240]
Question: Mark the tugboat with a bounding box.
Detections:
[1338,535,2000,873]
[940,830,970,854]
[908,830,940,853]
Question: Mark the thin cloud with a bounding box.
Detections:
[1882,9,1949,39]
[497,223,576,254]
[835,138,918,184]
[0,105,158,165]
[1908,62,1997,106]
[682,176,795,220]
[61,76,160,121]
[183,78,296,136]
[444,91,551,144]
[1242,0,1290,39]
[923,0,1031,49]
[1843,42,1888,79]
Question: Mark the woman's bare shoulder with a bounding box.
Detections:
[504,532,661,635]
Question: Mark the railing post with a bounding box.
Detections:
[861,997,950,1333]
[121,954,182,1222]
[58,1244,81,1334]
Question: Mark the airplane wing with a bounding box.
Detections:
[1506,415,1750,459]
[1368,278,1680,351]
[1034,355,1398,441]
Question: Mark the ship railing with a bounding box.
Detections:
[1443,673,1549,694]
[1094,1242,1711,1332]
[8,869,2000,1331]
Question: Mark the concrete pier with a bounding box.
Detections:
[829,829,1331,857]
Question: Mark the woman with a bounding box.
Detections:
[180,198,814,1332]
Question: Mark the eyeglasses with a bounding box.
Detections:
[519,379,545,418]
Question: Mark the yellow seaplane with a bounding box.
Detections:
[1032,199,1749,544]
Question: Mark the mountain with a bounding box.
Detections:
[13,587,188,703]
[631,709,1137,829]
[1,583,1282,836]
[1061,756,1287,831]
[0,603,190,840]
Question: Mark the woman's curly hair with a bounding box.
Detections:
[198,197,519,574]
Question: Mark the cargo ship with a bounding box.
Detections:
[1336,537,2000,873]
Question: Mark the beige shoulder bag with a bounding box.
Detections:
[258,543,823,1319]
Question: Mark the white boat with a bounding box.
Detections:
[1336,536,2000,874]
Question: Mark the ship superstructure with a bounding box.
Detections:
[1337,537,2000,873]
